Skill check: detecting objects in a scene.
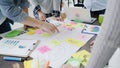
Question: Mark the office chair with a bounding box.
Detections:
[73,0,84,7]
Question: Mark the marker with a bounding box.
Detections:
[44,60,50,68]
[3,56,24,62]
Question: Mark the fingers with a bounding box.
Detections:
[41,23,59,34]
[41,16,46,21]
[52,24,59,33]
[48,24,59,34]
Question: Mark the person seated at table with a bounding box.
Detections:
[0,0,59,34]
[30,0,63,21]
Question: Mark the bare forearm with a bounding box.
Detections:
[22,16,43,28]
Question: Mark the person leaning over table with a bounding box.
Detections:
[84,0,108,19]
[30,0,63,21]
[0,0,59,34]
[85,0,120,68]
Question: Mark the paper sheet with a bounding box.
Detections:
[16,19,94,68]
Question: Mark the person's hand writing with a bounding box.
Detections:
[40,22,59,34]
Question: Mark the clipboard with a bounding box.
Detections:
[0,38,40,58]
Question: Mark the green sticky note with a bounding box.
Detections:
[73,19,83,23]
[40,32,51,37]
[66,58,81,68]
[5,30,23,38]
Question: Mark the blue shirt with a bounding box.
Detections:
[0,0,30,24]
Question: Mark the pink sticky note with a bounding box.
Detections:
[38,45,51,54]
[70,21,76,24]
[77,34,87,40]
[35,29,44,34]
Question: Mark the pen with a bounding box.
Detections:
[45,20,50,23]
[3,56,24,62]
[42,20,49,23]
[44,60,50,68]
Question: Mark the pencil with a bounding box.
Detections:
[44,60,50,68]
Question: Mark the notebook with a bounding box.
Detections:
[0,38,39,57]
[63,6,96,23]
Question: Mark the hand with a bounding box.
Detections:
[38,11,46,21]
[40,22,59,34]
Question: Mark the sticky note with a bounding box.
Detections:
[72,50,90,66]
[76,23,84,28]
[4,30,23,38]
[38,46,51,54]
[66,58,81,68]
[50,40,61,46]
[73,19,83,23]
[78,34,88,40]
[35,29,44,34]
[63,23,75,27]
[24,60,32,68]
[65,38,85,47]
[70,21,77,25]
[40,32,51,37]
[26,28,35,35]
[36,58,40,68]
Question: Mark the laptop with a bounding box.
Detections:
[63,6,96,23]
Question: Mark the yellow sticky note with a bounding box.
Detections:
[24,60,32,68]
[63,23,75,27]
[36,58,40,68]
[26,28,35,35]
[76,23,84,28]
[72,50,90,66]
[50,40,61,46]
[40,32,51,37]
[65,38,85,47]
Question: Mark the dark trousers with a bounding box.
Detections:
[90,9,106,19]
[0,18,13,34]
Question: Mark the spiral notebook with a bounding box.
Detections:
[0,38,39,57]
